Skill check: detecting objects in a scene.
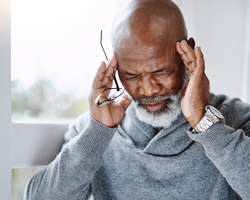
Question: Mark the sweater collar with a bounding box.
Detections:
[123,103,194,156]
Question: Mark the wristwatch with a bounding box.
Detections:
[192,105,224,134]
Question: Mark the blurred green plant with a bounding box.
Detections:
[11,79,89,120]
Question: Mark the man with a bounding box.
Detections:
[24,0,250,199]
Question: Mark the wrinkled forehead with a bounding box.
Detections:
[115,34,177,62]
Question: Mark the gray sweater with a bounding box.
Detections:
[24,93,250,199]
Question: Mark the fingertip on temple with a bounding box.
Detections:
[195,46,204,57]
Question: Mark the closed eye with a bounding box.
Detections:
[153,70,166,76]
[153,69,165,74]
[153,68,176,77]
[123,72,140,80]
[168,68,177,75]
[123,67,177,80]
[125,75,139,80]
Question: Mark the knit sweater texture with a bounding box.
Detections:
[24,93,250,199]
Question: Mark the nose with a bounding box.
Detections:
[138,75,161,97]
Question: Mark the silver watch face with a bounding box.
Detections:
[206,105,224,120]
[210,106,223,119]
[193,106,224,134]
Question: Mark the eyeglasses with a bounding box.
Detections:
[95,31,124,107]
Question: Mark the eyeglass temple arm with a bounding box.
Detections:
[100,30,120,91]
[100,30,109,61]
[113,75,120,91]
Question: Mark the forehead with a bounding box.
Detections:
[116,31,176,58]
[116,44,179,72]
[118,55,173,72]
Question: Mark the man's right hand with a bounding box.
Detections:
[89,56,132,128]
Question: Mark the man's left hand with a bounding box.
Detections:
[176,40,210,128]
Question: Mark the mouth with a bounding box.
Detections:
[140,99,167,112]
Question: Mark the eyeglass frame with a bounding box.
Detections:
[95,30,124,107]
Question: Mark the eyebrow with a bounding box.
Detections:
[123,67,168,76]
[124,71,139,76]
[151,68,167,73]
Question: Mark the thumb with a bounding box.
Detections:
[119,91,132,111]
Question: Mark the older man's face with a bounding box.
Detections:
[111,0,189,127]
[116,40,186,115]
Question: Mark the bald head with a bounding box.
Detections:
[112,0,187,59]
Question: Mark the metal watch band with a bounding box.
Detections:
[191,105,224,134]
[192,115,213,133]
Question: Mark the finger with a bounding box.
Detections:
[176,42,190,62]
[180,40,197,72]
[182,60,191,74]
[119,91,132,111]
[92,61,107,90]
[102,56,118,87]
[177,42,195,74]
[176,42,183,55]
[96,99,114,107]
[180,55,194,76]
[180,40,196,62]
[195,46,205,73]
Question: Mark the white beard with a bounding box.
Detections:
[133,91,183,128]
[133,69,189,128]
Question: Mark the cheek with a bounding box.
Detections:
[120,79,138,98]
[158,78,178,93]
[118,73,137,97]
[159,72,185,94]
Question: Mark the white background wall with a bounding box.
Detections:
[174,0,250,102]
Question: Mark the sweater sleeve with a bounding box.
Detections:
[187,100,250,200]
[23,114,117,200]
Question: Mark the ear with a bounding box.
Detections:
[187,37,195,49]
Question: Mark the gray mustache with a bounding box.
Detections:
[136,95,174,104]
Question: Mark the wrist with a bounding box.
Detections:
[191,105,225,134]
[187,109,206,128]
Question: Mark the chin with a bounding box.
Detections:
[133,91,183,128]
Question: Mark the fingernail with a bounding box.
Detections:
[110,59,115,66]
[109,56,116,65]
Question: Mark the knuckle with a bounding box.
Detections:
[190,57,196,62]
[105,75,113,81]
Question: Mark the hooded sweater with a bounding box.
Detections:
[24,93,250,200]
